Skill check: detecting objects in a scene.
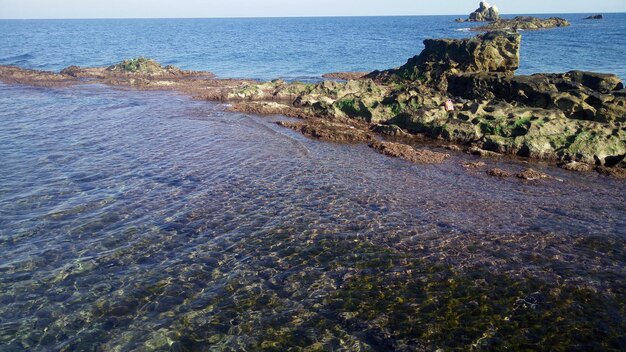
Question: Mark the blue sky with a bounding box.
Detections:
[0,0,624,19]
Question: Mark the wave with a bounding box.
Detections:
[0,53,34,61]
[0,53,35,66]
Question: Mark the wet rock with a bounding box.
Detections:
[558,161,594,172]
[443,144,463,151]
[469,146,502,158]
[372,124,409,137]
[0,65,77,86]
[595,166,626,180]
[229,101,307,118]
[277,120,375,144]
[60,65,83,77]
[473,16,570,31]
[463,161,486,168]
[487,168,512,177]
[457,1,500,22]
[369,141,449,164]
[516,168,552,180]
[584,14,603,20]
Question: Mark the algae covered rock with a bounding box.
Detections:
[107,57,182,75]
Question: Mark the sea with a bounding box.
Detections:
[1,14,625,80]
[0,15,625,351]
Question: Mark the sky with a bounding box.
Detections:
[0,0,625,19]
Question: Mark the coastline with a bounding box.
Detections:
[1,32,624,180]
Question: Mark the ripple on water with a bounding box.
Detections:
[0,84,624,350]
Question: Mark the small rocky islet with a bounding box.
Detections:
[471,16,571,31]
[455,1,570,31]
[0,33,624,179]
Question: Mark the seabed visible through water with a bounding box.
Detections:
[0,83,624,351]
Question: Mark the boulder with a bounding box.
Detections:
[584,14,603,20]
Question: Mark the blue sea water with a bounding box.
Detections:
[1,15,626,351]
[1,14,625,80]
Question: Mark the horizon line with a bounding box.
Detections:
[0,11,623,21]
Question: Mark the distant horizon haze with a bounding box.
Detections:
[0,0,625,19]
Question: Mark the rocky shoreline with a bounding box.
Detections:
[0,33,624,179]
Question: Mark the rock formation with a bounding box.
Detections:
[456,1,500,22]
[584,14,603,20]
[1,32,624,172]
[368,31,521,89]
[473,16,570,31]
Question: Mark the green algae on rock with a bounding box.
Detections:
[106,57,181,75]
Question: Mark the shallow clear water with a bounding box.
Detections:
[1,14,625,80]
[0,83,625,350]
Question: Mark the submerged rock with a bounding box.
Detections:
[487,168,512,177]
[277,120,375,144]
[456,1,500,22]
[463,161,486,168]
[516,168,552,180]
[469,146,503,158]
[473,16,570,31]
[369,141,449,164]
[558,161,594,172]
[595,166,626,179]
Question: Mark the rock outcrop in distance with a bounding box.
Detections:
[472,16,570,31]
[456,1,500,22]
[0,32,624,174]
[584,14,603,20]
